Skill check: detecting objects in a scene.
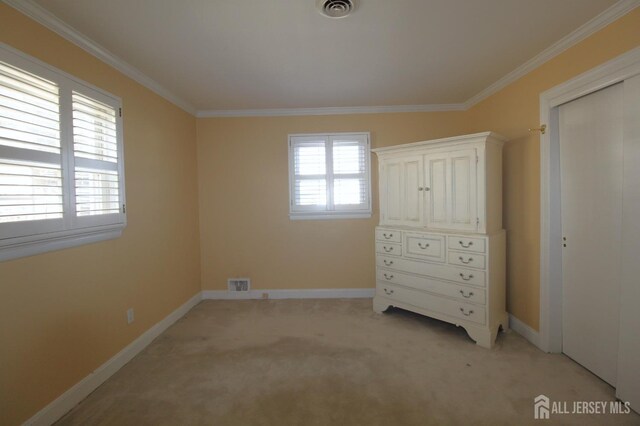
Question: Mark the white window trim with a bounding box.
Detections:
[0,43,126,262]
[288,132,372,220]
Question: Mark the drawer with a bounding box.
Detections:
[375,242,402,257]
[376,255,485,287]
[375,228,401,243]
[376,282,486,325]
[448,236,486,253]
[376,268,486,304]
[448,251,486,270]
[404,233,445,262]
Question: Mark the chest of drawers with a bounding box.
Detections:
[373,227,507,348]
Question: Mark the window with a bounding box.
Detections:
[0,44,126,261]
[288,133,371,220]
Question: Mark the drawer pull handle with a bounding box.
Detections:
[458,256,473,264]
[418,242,430,249]
[383,246,394,253]
[459,290,474,298]
[383,259,394,266]
[384,288,394,295]
[459,241,474,248]
[459,273,474,281]
[383,233,394,239]
[460,307,474,316]
[383,273,394,280]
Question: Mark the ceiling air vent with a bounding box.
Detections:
[316,0,357,18]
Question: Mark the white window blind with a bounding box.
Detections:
[72,92,121,217]
[0,61,64,225]
[289,133,371,220]
[0,44,126,261]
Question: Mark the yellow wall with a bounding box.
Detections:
[463,7,640,329]
[196,113,469,293]
[0,5,201,425]
[197,7,640,333]
[2,3,640,425]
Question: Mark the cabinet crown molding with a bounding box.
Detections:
[372,131,506,155]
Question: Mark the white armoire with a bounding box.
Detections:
[372,132,507,348]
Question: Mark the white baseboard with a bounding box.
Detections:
[23,292,202,426]
[202,288,375,300]
[509,314,543,350]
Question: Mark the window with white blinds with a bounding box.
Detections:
[288,133,371,220]
[0,44,126,261]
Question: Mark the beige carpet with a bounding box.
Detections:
[56,299,639,425]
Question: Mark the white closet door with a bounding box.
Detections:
[617,74,640,409]
[560,82,623,386]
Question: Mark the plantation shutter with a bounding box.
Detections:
[291,136,328,211]
[0,44,126,261]
[71,91,122,220]
[289,133,370,219]
[331,136,369,210]
[0,60,64,232]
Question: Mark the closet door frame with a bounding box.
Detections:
[539,48,640,408]
[539,46,640,354]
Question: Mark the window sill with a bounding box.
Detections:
[0,224,125,262]
[289,212,372,221]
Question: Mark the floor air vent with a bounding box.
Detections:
[228,278,250,292]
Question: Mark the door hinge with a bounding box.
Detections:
[476,155,479,164]
[122,203,126,213]
[476,217,480,226]
[119,108,122,117]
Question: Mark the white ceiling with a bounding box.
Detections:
[25,0,621,112]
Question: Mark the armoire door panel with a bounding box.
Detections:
[425,156,448,228]
[384,161,402,222]
[403,157,422,224]
[450,149,477,230]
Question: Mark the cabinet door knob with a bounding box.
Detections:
[424,187,430,191]
[418,187,424,191]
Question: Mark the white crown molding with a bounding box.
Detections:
[3,0,197,116]
[5,0,638,118]
[463,0,640,109]
[196,103,466,118]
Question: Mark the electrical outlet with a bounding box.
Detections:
[126,308,134,324]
